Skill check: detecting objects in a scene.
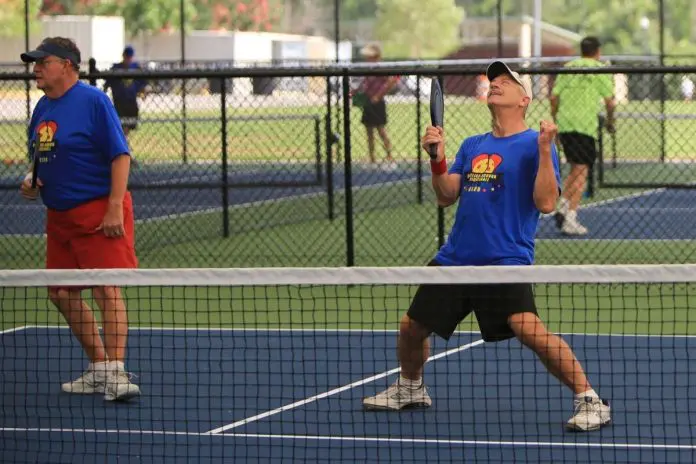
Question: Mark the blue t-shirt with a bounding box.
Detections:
[434,129,561,266]
[29,81,130,211]
[105,62,146,102]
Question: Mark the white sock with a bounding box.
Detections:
[88,361,109,378]
[106,360,125,373]
[558,197,570,214]
[399,375,422,389]
[575,389,599,401]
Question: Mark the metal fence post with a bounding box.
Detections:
[325,76,335,221]
[221,76,229,238]
[342,71,354,267]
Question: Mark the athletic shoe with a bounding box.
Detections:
[61,365,107,394]
[363,381,432,411]
[566,396,611,431]
[561,211,588,235]
[104,368,141,402]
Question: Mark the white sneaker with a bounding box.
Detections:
[555,199,569,229]
[61,364,107,394]
[381,161,398,171]
[566,396,611,431]
[363,381,432,411]
[561,211,588,236]
[104,366,141,402]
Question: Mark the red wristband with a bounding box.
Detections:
[430,158,447,175]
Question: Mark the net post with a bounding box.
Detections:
[220,77,230,238]
[325,76,335,221]
[342,71,355,266]
[416,73,423,204]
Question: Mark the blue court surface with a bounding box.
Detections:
[2,326,695,463]
[0,162,421,236]
[2,160,696,240]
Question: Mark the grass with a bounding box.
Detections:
[3,98,696,164]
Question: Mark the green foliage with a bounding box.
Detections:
[90,0,196,36]
[375,0,464,59]
[0,0,41,38]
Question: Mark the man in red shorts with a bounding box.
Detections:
[19,37,140,401]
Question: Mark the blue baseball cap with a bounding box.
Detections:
[123,46,135,57]
[21,41,81,65]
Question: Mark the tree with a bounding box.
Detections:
[1,0,41,38]
[90,0,197,36]
[374,0,464,59]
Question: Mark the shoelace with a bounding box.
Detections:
[573,400,600,417]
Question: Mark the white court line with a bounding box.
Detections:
[1,176,425,235]
[135,176,426,225]
[0,325,28,335]
[204,338,486,435]
[0,180,674,236]
[539,188,666,219]
[0,428,694,451]
[212,433,696,450]
[11,325,696,338]
[537,238,695,242]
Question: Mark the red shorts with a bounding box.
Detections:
[46,192,138,271]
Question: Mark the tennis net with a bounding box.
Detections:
[1,265,696,463]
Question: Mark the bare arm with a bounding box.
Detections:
[109,154,130,206]
[603,96,616,131]
[422,126,461,207]
[372,76,400,101]
[534,121,560,213]
[550,95,559,122]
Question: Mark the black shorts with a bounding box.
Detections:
[114,100,139,131]
[559,132,597,166]
[407,260,538,342]
[361,99,387,127]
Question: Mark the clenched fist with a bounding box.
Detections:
[421,125,445,161]
[19,173,42,201]
[538,120,558,146]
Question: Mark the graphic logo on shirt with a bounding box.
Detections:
[463,153,504,193]
[36,121,58,152]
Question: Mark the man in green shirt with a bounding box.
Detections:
[551,37,616,235]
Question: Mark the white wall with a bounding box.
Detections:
[41,16,125,67]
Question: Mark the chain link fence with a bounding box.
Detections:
[2,62,696,269]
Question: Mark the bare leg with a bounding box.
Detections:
[376,126,394,162]
[398,315,432,380]
[92,286,129,362]
[508,312,591,394]
[49,288,107,362]
[366,126,376,163]
[562,164,588,211]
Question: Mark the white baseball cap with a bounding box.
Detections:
[486,61,533,100]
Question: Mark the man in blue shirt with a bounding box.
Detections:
[363,61,611,432]
[19,37,140,402]
[104,46,146,155]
